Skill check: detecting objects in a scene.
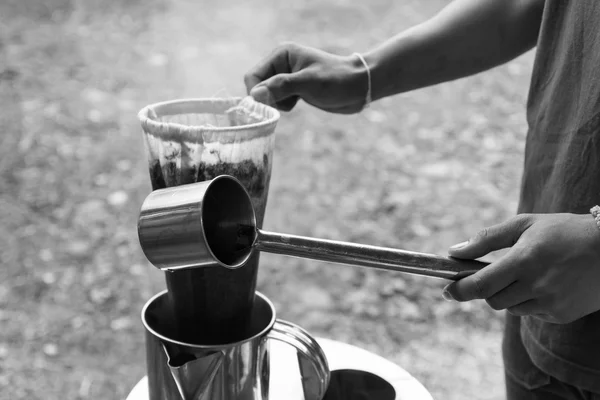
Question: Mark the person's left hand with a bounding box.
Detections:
[444,213,600,324]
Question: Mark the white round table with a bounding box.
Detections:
[126,337,434,400]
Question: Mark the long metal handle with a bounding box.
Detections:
[255,229,488,280]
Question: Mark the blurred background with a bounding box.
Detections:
[0,0,534,399]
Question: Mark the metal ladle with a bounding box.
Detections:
[138,175,488,280]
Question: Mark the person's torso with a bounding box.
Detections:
[519,0,600,393]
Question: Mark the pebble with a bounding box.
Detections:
[129,263,146,276]
[110,317,133,331]
[397,301,424,322]
[365,110,387,123]
[67,240,92,257]
[43,343,58,357]
[107,191,128,207]
[419,162,452,178]
[41,272,57,285]
[90,287,113,305]
[116,245,129,258]
[116,160,132,172]
[299,286,333,310]
[39,248,54,262]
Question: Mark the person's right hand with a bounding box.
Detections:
[244,42,369,114]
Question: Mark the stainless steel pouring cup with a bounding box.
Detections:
[138,175,256,271]
[138,175,489,280]
[142,290,330,400]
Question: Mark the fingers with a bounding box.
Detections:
[252,72,310,103]
[273,96,300,112]
[250,85,300,110]
[445,271,562,322]
[244,42,309,99]
[245,43,360,113]
[443,249,521,301]
[244,44,296,93]
[485,281,532,311]
[448,214,534,260]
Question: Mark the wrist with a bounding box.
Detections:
[346,53,371,109]
[361,50,384,102]
[576,212,600,259]
[581,208,600,247]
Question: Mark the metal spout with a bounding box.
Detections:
[162,344,225,400]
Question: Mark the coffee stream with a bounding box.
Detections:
[151,158,270,344]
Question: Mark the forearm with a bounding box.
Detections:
[363,0,545,101]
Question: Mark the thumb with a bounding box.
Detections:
[249,72,307,106]
[448,214,533,260]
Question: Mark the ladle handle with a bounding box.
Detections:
[255,230,488,280]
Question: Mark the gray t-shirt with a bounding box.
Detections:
[516,0,600,392]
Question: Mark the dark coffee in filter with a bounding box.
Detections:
[139,97,279,343]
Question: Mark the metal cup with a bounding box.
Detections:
[138,174,253,271]
[142,290,330,400]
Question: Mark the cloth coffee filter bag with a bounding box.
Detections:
[138,96,280,344]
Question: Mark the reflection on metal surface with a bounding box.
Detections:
[125,337,434,400]
[163,344,224,400]
[137,176,256,271]
[142,290,330,400]
[267,319,330,399]
[323,370,396,400]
